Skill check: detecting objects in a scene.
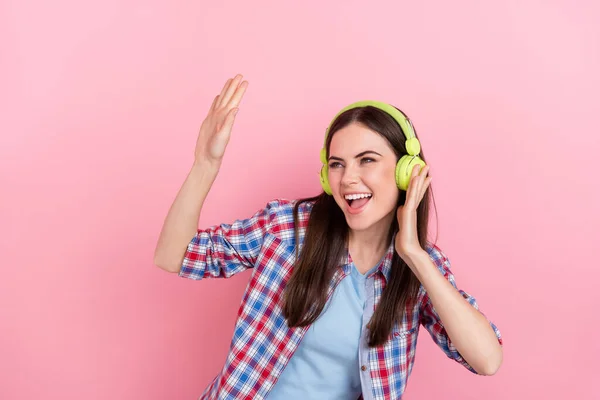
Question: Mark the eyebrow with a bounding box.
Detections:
[328,150,382,162]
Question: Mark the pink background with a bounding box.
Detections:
[2,0,599,398]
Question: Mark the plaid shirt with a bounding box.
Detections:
[179,199,502,399]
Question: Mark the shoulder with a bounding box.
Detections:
[260,198,313,218]
[260,198,315,236]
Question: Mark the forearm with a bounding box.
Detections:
[154,161,220,273]
[406,249,503,375]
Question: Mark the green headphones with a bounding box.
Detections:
[319,100,426,195]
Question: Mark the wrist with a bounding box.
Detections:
[188,160,220,190]
[403,248,431,274]
[191,158,221,174]
[398,245,427,262]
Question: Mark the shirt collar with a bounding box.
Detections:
[341,233,396,281]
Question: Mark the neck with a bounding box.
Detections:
[347,213,395,259]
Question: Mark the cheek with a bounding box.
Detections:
[327,170,343,197]
[365,165,397,188]
[327,168,340,185]
[368,167,400,205]
[377,185,400,205]
[327,171,345,203]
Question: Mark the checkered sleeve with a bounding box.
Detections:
[419,245,503,374]
[178,199,284,280]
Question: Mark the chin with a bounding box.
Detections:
[345,217,371,232]
[343,204,397,234]
[342,205,379,231]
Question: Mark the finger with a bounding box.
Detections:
[227,80,248,109]
[413,165,427,197]
[219,74,243,108]
[220,107,239,136]
[209,95,219,113]
[406,164,419,192]
[416,165,429,195]
[216,78,233,108]
[418,176,432,203]
[408,164,421,201]
[414,165,429,201]
[424,176,433,191]
[421,166,431,187]
[405,172,418,209]
[411,163,421,178]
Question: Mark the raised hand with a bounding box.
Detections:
[194,74,248,165]
[395,164,432,262]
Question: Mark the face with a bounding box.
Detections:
[328,122,400,233]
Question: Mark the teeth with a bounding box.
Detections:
[344,193,372,200]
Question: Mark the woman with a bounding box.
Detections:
[154,74,503,400]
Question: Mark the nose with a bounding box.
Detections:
[341,164,360,187]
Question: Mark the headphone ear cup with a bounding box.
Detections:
[320,164,333,195]
[396,155,426,191]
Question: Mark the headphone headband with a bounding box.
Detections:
[321,100,421,164]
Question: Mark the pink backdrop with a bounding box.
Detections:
[2,0,599,398]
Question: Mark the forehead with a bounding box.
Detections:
[329,122,393,155]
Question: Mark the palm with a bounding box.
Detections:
[195,74,248,164]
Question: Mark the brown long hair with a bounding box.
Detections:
[282,105,439,347]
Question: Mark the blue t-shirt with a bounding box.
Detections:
[266,262,379,400]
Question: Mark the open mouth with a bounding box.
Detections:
[345,193,372,210]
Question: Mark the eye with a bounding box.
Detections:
[361,157,375,164]
[329,161,342,168]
